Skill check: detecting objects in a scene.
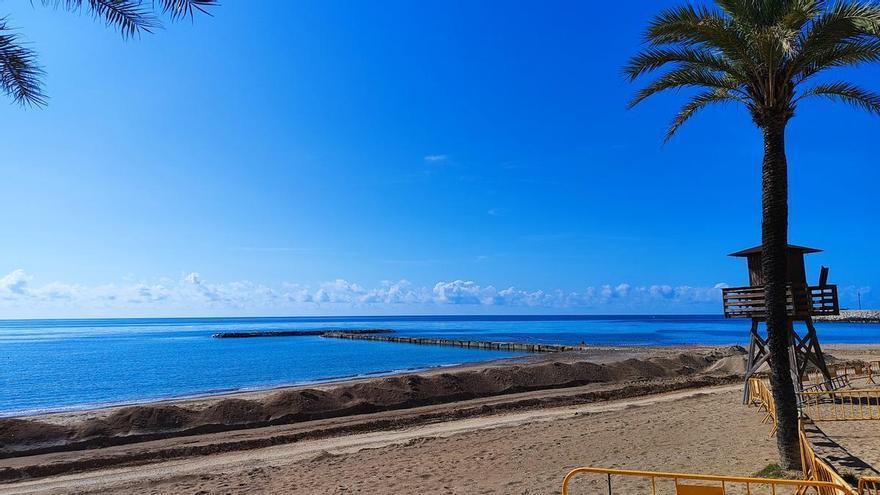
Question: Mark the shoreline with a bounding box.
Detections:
[0,344,699,421]
[1,343,878,488]
[0,361,482,420]
[1,345,743,459]
[5,343,879,423]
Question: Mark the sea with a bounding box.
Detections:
[1,315,877,417]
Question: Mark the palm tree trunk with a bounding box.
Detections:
[761,120,801,470]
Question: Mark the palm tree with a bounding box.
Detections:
[0,0,217,107]
[626,0,880,469]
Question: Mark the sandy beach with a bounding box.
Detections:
[0,344,877,494]
[0,385,771,495]
[6,0,880,492]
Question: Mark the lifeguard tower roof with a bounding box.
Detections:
[728,244,822,257]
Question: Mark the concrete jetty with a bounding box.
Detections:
[320,331,581,353]
[212,329,394,339]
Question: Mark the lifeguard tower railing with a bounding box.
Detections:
[722,284,839,318]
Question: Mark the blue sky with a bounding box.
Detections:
[1,1,877,317]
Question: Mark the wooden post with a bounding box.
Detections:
[742,316,834,402]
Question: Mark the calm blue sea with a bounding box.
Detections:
[0,315,877,417]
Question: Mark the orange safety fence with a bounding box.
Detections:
[747,382,877,494]
[748,378,778,435]
[560,466,854,494]
[800,426,855,494]
[803,375,851,394]
[811,361,880,387]
[847,361,880,385]
[559,377,878,494]
[858,477,880,495]
[798,389,880,421]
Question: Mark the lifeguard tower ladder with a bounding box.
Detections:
[721,244,840,403]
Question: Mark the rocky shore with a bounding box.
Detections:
[212,329,394,338]
[320,331,581,353]
[816,310,880,323]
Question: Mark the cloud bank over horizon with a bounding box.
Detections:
[0,269,870,319]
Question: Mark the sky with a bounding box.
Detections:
[0,1,878,318]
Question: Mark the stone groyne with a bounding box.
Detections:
[212,329,394,339]
[815,310,880,323]
[320,331,582,353]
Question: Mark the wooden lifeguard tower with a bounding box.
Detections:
[721,244,840,403]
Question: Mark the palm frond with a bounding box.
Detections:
[89,0,158,37]
[642,2,765,98]
[779,0,826,32]
[624,46,744,81]
[39,0,217,37]
[790,2,880,79]
[628,66,745,109]
[646,4,725,45]
[798,81,880,114]
[645,4,754,66]
[628,0,880,140]
[40,0,158,38]
[797,1,880,53]
[158,0,219,21]
[665,89,745,142]
[0,20,46,107]
[796,37,880,81]
[721,0,824,29]
[714,0,754,21]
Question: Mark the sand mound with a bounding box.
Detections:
[0,347,745,457]
[199,399,269,425]
[706,355,748,375]
[0,419,72,447]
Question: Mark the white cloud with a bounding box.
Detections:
[0,269,31,297]
[281,283,314,303]
[0,268,793,317]
[312,279,365,304]
[423,154,448,163]
[432,280,493,305]
[360,280,427,304]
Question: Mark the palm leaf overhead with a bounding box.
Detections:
[628,0,880,471]
[1,0,218,106]
[798,80,880,113]
[0,18,46,106]
[626,0,880,140]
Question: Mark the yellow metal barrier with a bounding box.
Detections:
[799,389,880,421]
[748,377,765,406]
[560,378,877,495]
[800,426,855,493]
[561,466,854,494]
[865,361,880,385]
[819,361,880,387]
[748,378,778,435]
[803,376,852,394]
[858,477,880,495]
